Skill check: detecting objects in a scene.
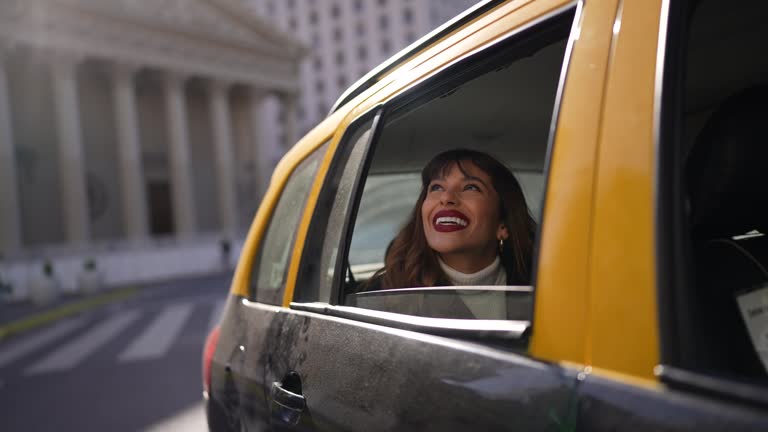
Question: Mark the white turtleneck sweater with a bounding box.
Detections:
[437,256,507,319]
[438,256,507,286]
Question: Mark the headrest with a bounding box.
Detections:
[686,85,768,238]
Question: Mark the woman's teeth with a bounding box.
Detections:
[436,216,468,227]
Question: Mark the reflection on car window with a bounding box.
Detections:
[251,144,326,305]
[316,123,375,302]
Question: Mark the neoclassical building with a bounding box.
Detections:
[0,0,305,299]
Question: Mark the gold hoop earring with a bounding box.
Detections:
[498,238,504,253]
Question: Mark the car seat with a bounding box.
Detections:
[686,84,768,381]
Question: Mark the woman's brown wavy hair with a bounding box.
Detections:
[366,149,537,290]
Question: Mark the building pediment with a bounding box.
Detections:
[0,0,306,90]
[61,0,304,55]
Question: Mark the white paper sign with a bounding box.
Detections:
[736,284,768,373]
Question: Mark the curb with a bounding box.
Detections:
[0,287,138,343]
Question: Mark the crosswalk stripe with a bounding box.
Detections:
[118,303,193,362]
[25,309,140,375]
[0,317,85,369]
[208,299,225,331]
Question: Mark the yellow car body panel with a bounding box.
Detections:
[588,0,663,381]
[529,0,618,368]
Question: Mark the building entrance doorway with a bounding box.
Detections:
[147,181,174,236]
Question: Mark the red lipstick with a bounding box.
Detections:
[432,209,470,232]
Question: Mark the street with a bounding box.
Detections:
[0,273,230,431]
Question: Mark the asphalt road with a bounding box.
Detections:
[0,272,232,431]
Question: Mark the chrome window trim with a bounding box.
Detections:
[291,302,530,340]
[351,285,533,297]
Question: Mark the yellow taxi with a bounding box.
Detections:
[203,0,768,430]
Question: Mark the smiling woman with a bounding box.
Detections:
[362,149,536,291]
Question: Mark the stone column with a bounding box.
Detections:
[279,92,299,151]
[162,72,196,237]
[248,88,269,198]
[52,55,89,245]
[208,80,237,237]
[0,53,21,254]
[112,63,148,242]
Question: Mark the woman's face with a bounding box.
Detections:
[421,161,508,273]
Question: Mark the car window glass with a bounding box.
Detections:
[660,0,768,390]
[316,124,375,302]
[251,145,326,305]
[293,116,378,304]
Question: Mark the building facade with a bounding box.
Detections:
[243,0,480,137]
[0,0,305,300]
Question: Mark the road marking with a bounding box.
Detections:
[209,299,225,331]
[25,310,140,375]
[0,317,85,368]
[0,287,137,341]
[144,401,206,432]
[118,303,193,362]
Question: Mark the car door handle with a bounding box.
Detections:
[270,380,306,425]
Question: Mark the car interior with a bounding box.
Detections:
[675,0,768,384]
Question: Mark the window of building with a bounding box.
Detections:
[250,145,327,305]
[403,7,413,24]
[354,0,363,13]
[657,0,768,397]
[333,27,344,42]
[331,4,341,18]
[356,22,366,37]
[337,74,348,89]
[294,7,576,333]
[379,15,389,30]
[315,80,325,94]
[381,39,391,54]
[336,51,346,66]
[310,10,318,25]
[289,17,297,30]
[313,56,323,71]
[378,0,388,7]
[357,45,368,60]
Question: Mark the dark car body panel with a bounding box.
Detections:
[226,297,578,431]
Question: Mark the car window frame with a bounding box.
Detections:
[293,107,384,304]
[248,143,328,305]
[654,0,768,408]
[292,2,580,343]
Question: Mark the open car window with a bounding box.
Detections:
[295,6,578,335]
[336,12,575,323]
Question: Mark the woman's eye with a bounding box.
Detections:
[429,184,443,192]
[464,184,481,192]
